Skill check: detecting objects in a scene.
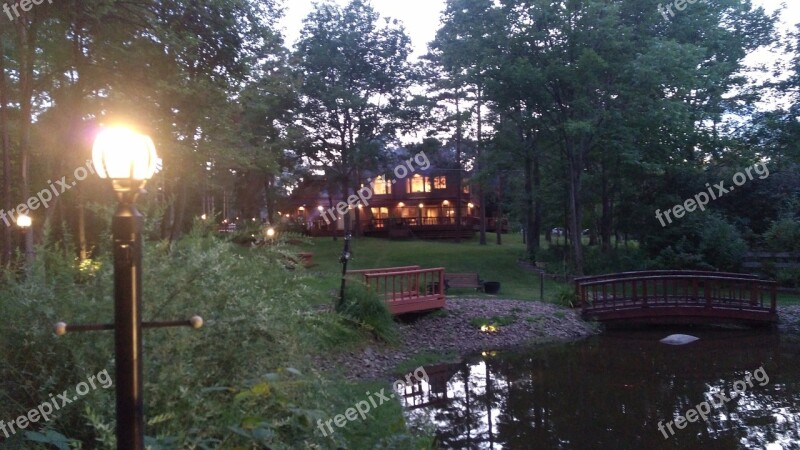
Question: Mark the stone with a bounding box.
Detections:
[660,334,699,345]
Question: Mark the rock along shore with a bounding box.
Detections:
[319,297,599,381]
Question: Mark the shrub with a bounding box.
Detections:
[764,218,800,252]
[646,212,746,272]
[777,268,800,288]
[337,281,398,343]
[555,286,579,308]
[0,226,421,448]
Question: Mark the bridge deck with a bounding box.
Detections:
[577,271,777,326]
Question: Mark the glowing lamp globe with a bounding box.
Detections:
[17,213,32,228]
[93,127,158,193]
[266,227,276,237]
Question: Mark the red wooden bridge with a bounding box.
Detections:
[348,266,445,315]
[575,271,778,326]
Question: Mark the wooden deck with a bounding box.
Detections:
[576,271,778,326]
[353,267,446,315]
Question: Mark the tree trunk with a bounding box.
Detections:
[78,192,88,260]
[160,180,173,239]
[16,22,35,262]
[341,178,351,237]
[565,138,584,275]
[0,35,12,266]
[169,181,187,242]
[531,130,542,253]
[600,159,613,252]
[477,87,486,245]
[328,181,337,241]
[495,173,502,245]
[455,95,462,244]
[523,153,536,259]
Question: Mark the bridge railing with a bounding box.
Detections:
[347,266,421,277]
[574,270,762,285]
[577,272,777,314]
[363,268,446,315]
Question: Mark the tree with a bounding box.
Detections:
[293,0,415,234]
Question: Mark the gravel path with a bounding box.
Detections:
[318,297,598,381]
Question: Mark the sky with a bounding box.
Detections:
[280,0,800,61]
[279,0,446,59]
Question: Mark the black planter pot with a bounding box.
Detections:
[484,281,501,294]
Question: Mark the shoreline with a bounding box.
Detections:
[318,299,800,382]
[317,297,600,381]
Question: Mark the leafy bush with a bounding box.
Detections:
[555,286,579,308]
[582,246,649,275]
[763,218,800,252]
[0,225,424,448]
[338,281,398,343]
[777,268,800,288]
[646,212,747,272]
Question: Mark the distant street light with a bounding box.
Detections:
[16,213,33,266]
[93,125,158,450]
[16,213,31,228]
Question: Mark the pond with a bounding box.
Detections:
[403,329,800,449]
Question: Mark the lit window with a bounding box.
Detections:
[408,174,427,193]
[370,207,389,228]
[433,176,447,189]
[371,207,389,218]
[372,176,392,195]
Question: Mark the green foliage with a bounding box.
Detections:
[338,281,398,344]
[777,268,800,288]
[582,246,649,276]
[555,286,579,308]
[764,218,800,252]
[0,228,427,448]
[648,213,747,272]
[294,0,416,195]
[393,351,459,375]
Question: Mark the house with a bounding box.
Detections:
[284,167,506,239]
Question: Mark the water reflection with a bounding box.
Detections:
[402,329,800,449]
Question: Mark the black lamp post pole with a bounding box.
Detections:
[338,232,352,309]
[113,198,145,449]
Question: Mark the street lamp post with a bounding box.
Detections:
[338,232,352,309]
[17,214,33,275]
[93,126,158,450]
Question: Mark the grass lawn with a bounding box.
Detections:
[291,233,572,304]
[286,233,800,307]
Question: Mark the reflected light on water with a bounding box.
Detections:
[401,329,800,449]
